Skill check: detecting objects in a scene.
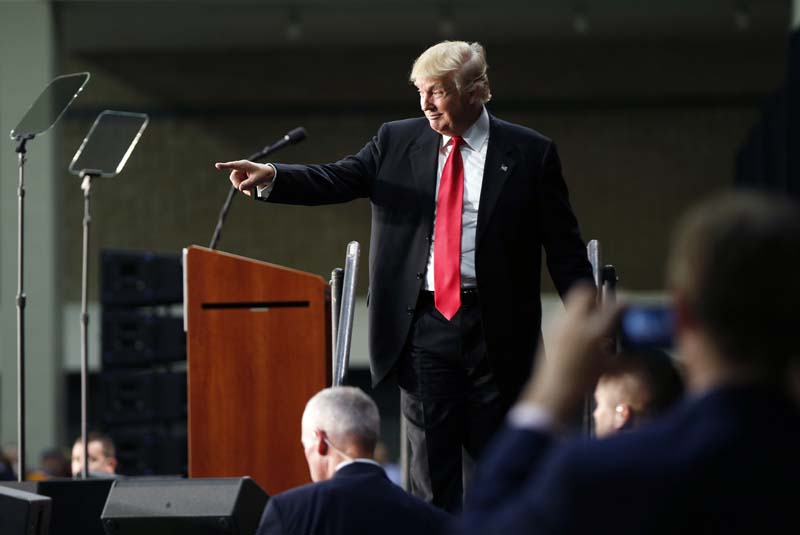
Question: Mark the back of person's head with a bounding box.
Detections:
[0,449,15,481]
[594,349,685,437]
[668,192,800,379]
[40,447,70,478]
[302,387,380,456]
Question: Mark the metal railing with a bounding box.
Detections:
[331,242,360,386]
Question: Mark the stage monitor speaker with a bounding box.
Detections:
[0,485,51,535]
[0,479,113,535]
[101,477,268,535]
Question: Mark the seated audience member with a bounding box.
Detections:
[28,447,71,481]
[457,193,800,534]
[258,386,450,535]
[0,450,15,481]
[593,349,684,437]
[41,447,71,478]
[71,432,118,478]
[1,443,18,479]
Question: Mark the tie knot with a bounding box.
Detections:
[451,136,463,148]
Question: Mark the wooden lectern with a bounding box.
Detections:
[184,246,331,495]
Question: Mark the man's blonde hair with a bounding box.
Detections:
[410,41,492,104]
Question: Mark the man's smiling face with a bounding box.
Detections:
[415,76,476,137]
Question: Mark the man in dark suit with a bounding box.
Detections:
[455,193,800,534]
[257,387,449,535]
[217,41,593,511]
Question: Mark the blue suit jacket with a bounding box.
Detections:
[457,384,800,534]
[257,462,450,535]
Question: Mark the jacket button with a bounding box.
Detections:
[416,272,423,279]
[407,306,415,315]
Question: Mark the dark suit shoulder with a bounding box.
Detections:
[263,464,450,535]
[381,116,431,135]
[490,115,553,146]
[372,117,434,149]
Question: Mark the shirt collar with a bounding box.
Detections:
[334,458,383,472]
[442,106,490,152]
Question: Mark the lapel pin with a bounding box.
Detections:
[500,164,508,172]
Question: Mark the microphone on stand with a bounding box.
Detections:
[249,127,306,161]
[209,127,307,250]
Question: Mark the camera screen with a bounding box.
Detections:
[619,306,674,349]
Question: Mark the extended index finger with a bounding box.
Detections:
[214,160,250,171]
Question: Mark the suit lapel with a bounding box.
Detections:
[477,115,517,248]
[409,126,440,214]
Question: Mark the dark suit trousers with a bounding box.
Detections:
[397,290,506,513]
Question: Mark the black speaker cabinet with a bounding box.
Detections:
[101,477,268,535]
[0,485,51,535]
[0,479,113,535]
[101,250,182,306]
[100,370,186,425]
[102,310,185,367]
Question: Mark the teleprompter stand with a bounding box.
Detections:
[68,110,149,479]
[8,72,89,479]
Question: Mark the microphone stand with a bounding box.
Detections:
[209,186,238,250]
[14,134,33,481]
[209,131,304,250]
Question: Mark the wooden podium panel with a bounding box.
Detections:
[184,246,331,495]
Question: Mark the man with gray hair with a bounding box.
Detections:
[257,387,450,535]
[218,41,593,512]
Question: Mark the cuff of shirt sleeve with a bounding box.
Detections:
[507,402,558,433]
[256,163,277,199]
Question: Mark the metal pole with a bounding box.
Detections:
[334,242,359,387]
[587,239,602,293]
[15,139,29,481]
[584,239,603,438]
[602,265,618,305]
[209,186,236,250]
[602,265,619,353]
[400,415,409,491]
[330,268,343,384]
[79,173,93,479]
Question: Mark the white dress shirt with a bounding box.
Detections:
[334,458,384,472]
[423,106,490,291]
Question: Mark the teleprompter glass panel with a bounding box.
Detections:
[10,72,90,140]
[69,111,149,178]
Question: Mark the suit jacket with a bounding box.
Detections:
[456,384,800,534]
[268,115,593,400]
[257,462,450,535]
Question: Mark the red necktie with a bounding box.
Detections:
[434,136,464,320]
